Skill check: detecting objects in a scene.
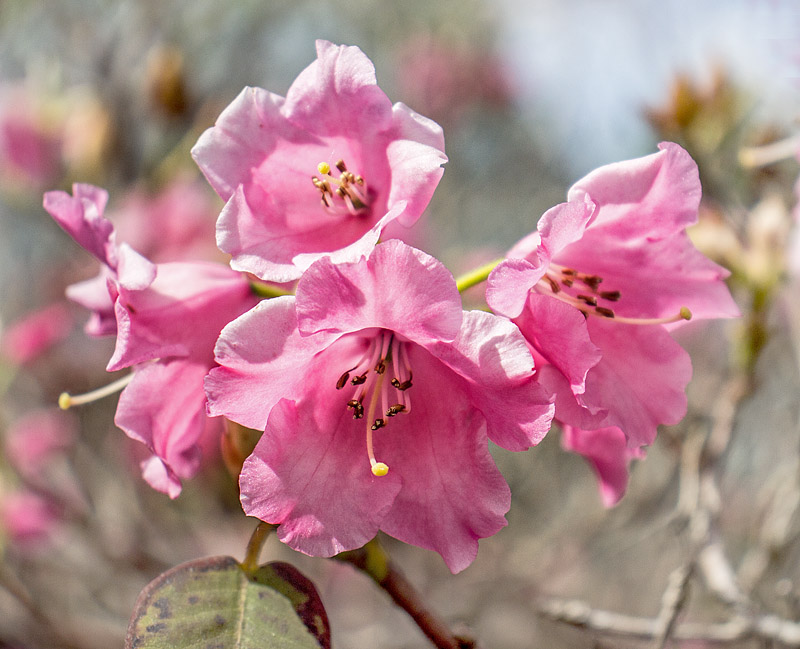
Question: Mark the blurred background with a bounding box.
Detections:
[1,1,799,647]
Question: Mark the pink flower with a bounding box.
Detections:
[486,143,738,499]
[4,408,76,480]
[111,175,220,263]
[44,184,155,337]
[0,302,73,365]
[44,184,257,497]
[0,490,60,549]
[0,85,62,188]
[192,40,447,283]
[207,240,554,572]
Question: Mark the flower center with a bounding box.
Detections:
[536,263,691,325]
[335,330,412,477]
[311,159,370,216]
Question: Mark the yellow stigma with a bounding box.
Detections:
[317,161,331,175]
[371,462,389,477]
[58,392,72,410]
[680,306,692,321]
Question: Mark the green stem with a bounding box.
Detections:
[454,259,503,293]
[241,520,275,574]
[250,281,294,299]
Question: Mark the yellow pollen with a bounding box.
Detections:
[680,306,692,321]
[317,161,331,175]
[371,462,389,477]
[58,392,72,410]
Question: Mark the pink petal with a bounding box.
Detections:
[561,425,643,507]
[206,296,338,431]
[282,41,393,135]
[385,102,447,228]
[65,272,116,337]
[428,309,555,451]
[295,240,462,343]
[43,183,116,267]
[115,360,210,498]
[579,319,692,448]
[377,345,511,573]
[559,142,739,321]
[217,185,397,283]
[241,396,401,558]
[108,261,254,371]
[191,86,289,201]
[513,293,601,399]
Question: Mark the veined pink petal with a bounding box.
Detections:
[295,239,462,343]
[115,360,210,498]
[579,320,692,448]
[108,261,254,371]
[513,293,601,399]
[428,309,554,451]
[43,183,115,267]
[241,396,401,558]
[377,346,511,573]
[206,296,339,431]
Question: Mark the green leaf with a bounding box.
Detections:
[125,556,330,649]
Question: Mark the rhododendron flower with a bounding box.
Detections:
[0,302,73,365]
[44,184,257,497]
[207,240,554,572]
[4,408,76,480]
[192,40,447,282]
[487,143,738,499]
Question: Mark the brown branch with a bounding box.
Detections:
[335,539,473,649]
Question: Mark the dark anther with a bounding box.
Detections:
[336,372,350,390]
[581,275,603,291]
[386,404,406,417]
[595,306,615,318]
[561,268,576,276]
[561,278,574,288]
[351,373,367,385]
[600,290,621,301]
[391,377,413,391]
[336,187,346,198]
[336,159,347,172]
[545,276,560,293]
[347,400,364,419]
[371,418,386,431]
[577,294,598,307]
[375,360,386,374]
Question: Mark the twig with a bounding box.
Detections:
[651,563,694,649]
[538,596,800,645]
[335,538,473,649]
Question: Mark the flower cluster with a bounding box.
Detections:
[46,41,736,571]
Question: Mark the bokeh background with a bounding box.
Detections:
[1,1,799,647]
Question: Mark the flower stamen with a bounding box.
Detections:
[58,372,135,409]
[536,266,693,326]
[311,159,369,216]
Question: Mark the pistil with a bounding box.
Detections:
[334,330,415,476]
